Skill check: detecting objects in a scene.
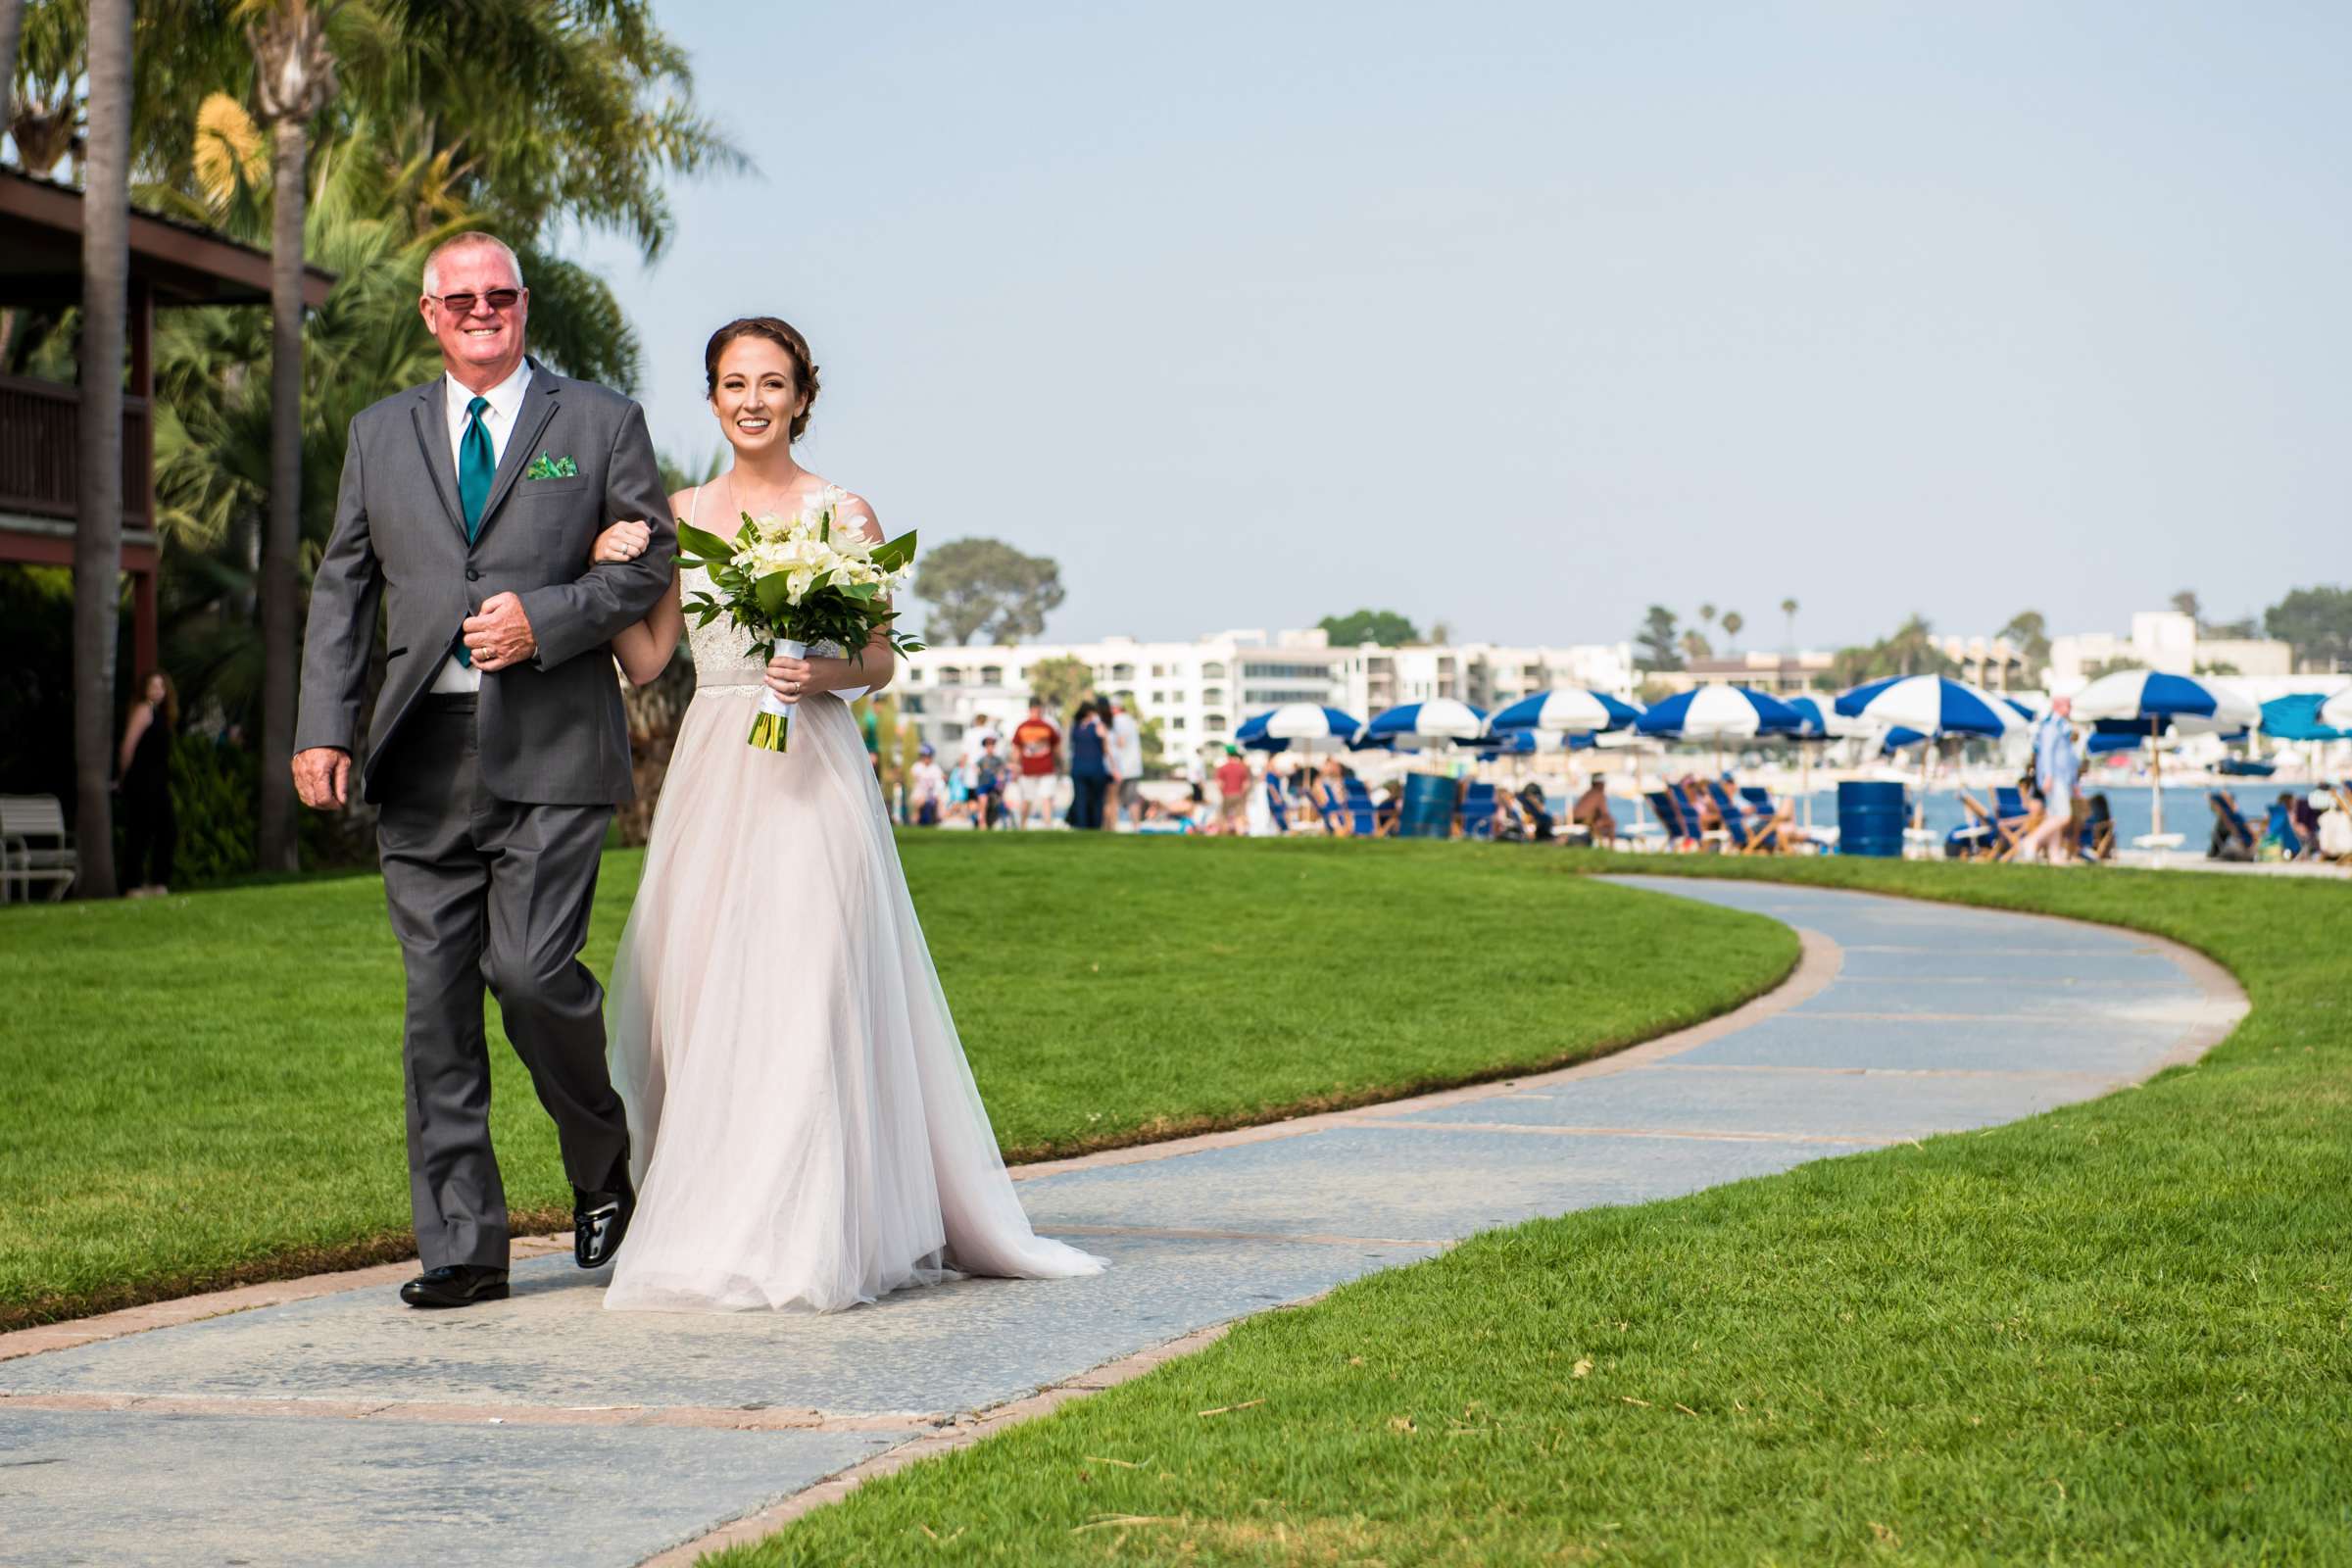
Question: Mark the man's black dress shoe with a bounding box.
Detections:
[399,1264,510,1309]
[575,1172,636,1268]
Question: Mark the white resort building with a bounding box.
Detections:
[893,630,1639,764]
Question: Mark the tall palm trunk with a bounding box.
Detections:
[73,0,131,900]
[256,113,305,870]
[249,0,338,873]
[0,0,24,122]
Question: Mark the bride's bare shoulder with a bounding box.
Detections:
[837,484,889,545]
[820,480,883,543]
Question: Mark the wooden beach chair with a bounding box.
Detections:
[1706,780,1782,855]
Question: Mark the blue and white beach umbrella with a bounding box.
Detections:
[1833,675,2031,740]
[2071,669,2257,733]
[1357,699,1489,750]
[1635,685,1802,776]
[2071,670,2257,844]
[1234,704,1365,753]
[1485,688,1642,737]
[2317,687,2352,730]
[1635,685,1802,742]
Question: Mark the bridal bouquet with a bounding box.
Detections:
[676,486,922,752]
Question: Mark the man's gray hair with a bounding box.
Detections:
[422,232,526,297]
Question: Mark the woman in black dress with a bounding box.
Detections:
[116,670,177,897]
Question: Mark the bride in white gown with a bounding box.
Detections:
[590,316,1103,1312]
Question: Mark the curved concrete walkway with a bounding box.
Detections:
[0,880,2244,1567]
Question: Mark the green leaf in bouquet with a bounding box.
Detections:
[677,521,738,563]
[872,529,918,573]
[753,571,793,620]
[842,581,878,601]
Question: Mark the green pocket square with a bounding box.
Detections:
[523,452,578,480]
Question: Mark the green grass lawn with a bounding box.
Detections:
[0,835,1793,1329]
[722,853,2352,1567]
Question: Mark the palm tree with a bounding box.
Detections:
[72,0,131,899]
[1698,603,1717,630]
[0,0,24,123]
[1720,610,1744,653]
[1780,597,1797,651]
[243,0,338,872]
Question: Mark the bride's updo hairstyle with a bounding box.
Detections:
[704,317,820,441]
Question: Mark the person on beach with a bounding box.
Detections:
[2013,696,2079,864]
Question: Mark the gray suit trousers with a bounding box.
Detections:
[376,697,628,1270]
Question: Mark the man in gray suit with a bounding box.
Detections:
[293,232,674,1308]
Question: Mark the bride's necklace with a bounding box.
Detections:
[723,467,813,522]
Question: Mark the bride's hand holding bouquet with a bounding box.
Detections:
[676,485,924,751]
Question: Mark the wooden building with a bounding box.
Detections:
[0,168,332,676]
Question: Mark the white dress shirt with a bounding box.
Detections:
[430,360,535,693]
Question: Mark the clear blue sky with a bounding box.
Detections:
[573,1,2351,651]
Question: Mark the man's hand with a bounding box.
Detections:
[292,747,352,809]
[463,592,537,671]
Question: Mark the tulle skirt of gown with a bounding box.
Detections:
[603,685,1105,1312]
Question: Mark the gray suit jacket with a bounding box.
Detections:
[295,360,676,806]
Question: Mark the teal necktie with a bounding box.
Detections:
[455,396,493,667]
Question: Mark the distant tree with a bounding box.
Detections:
[1998,609,2051,671]
[1428,618,1452,645]
[912,538,1066,646]
[2264,585,2352,670]
[1720,610,1744,652]
[2081,657,2146,682]
[2193,661,2241,677]
[1635,676,1679,706]
[1635,605,1682,671]
[1679,629,1713,663]
[1024,653,1093,723]
[1318,609,1418,647]
[656,445,725,495]
[1698,603,1717,629]
[1827,613,1958,688]
[1780,597,1798,650]
[2203,612,2259,639]
[2171,589,2202,622]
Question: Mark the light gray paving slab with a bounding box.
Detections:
[1402,1063,2110,1140]
[1669,1010,2182,1075]
[0,1409,899,1568]
[0,1233,1431,1419]
[1018,1124,1864,1239]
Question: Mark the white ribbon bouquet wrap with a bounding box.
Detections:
[676,486,923,753]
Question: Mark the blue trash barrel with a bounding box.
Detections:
[1838,780,1906,858]
[1398,772,1459,839]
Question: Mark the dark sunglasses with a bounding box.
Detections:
[428,287,523,316]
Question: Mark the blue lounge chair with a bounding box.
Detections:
[1707,780,1781,855]
[1668,782,1729,849]
[1264,776,1291,835]
[1459,780,1497,840]
[1341,776,1385,837]
[1990,786,2034,858]
[1740,786,1775,815]
[2209,792,2260,857]
[1646,790,1694,849]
